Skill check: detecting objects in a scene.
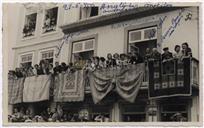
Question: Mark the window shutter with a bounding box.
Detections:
[129,26,157,43]
[41,50,54,59]
[84,39,94,50]
[129,31,142,43]
[21,54,32,63]
[73,42,83,53]
[144,27,157,39]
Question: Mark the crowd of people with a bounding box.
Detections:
[8,42,192,79]
[8,106,110,122]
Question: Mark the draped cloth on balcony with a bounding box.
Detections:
[88,68,115,104]
[23,75,51,102]
[89,64,145,104]
[116,64,145,103]
[54,70,84,102]
[8,78,25,104]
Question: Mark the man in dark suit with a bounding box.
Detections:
[53,62,62,75]
[162,47,173,61]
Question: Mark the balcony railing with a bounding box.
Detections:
[85,58,199,92]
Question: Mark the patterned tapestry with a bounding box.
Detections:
[54,70,84,102]
[8,78,25,104]
[148,57,191,99]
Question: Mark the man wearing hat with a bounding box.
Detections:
[162,47,173,61]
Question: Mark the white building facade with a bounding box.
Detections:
[8,3,200,122]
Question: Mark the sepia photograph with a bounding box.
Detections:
[2,1,202,126]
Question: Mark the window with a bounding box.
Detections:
[40,50,54,64]
[43,7,58,33]
[72,39,95,66]
[90,105,111,121]
[23,13,37,38]
[128,26,157,57]
[160,104,188,122]
[121,102,147,122]
[90,7,99,17]
[80,7,99,19]
[19,53,33,68]
[129,26,157,44]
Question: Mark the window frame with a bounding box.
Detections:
[18,52,34,67]
[22,12,38,38]
[128,26,157,44]
[80,7,100,20]
[124,21,162,54]
[38,48,56,65]
[68,34,98,63]
[72,38,95,53]
[120,103,148,122]
[21,9,38,41]
[71,38,95,63]
[41,6,59,36]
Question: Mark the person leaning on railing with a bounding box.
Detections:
[173,45,183,60]
[99,57,106,68]
[144,48,152,61]
[162,47,173,62]
[181,42,192,57]
[150,48,161,61]
[106,53,116,68]
[53,61,62,75]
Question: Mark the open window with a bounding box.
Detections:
[71,39,95,68]
[19,53,33,68]
[80,7,99,19]
[42,7,58,33]
[23,13,37,38]
[40,50,54,64]
[128,26,157,57]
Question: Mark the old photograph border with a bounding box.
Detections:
[1,1,204,127]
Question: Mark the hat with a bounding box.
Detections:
[163,47,169,51]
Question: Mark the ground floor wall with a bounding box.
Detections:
[8,90,199,122]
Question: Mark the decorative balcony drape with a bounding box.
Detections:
[89,64,145,104]
[23,75,51,102]
[54,70,84,102]
[88,68,115,104]
[8,78,25,104]
[148,57,191,99]
[116,64,145,103]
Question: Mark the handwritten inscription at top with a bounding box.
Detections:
[63,2,173,13]
[55,29,89,58]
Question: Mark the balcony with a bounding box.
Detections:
[85,58,199,93]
